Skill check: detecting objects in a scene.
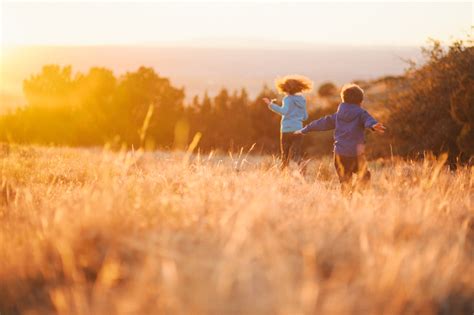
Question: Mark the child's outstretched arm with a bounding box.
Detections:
[360,110,386,134]
[294,113,336,134]
[262,97,289,115]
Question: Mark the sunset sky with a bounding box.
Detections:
[1,1,472,48]
[0,0,472,108]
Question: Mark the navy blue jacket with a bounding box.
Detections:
[301,103,378,156]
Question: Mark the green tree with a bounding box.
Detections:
[111,67,185,147]
[18,65,78,144]
[75,67,117,145]
[23,65,77,109]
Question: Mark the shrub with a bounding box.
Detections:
[386,38,474,163]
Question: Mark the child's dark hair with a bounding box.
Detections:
[275,75,313,95]
[341,84,364,104]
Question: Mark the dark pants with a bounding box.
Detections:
[334,154,371,193]
[280,132,304,169]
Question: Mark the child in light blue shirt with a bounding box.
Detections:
[263,75,312,169]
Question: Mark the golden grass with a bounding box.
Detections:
[0,144,473,315]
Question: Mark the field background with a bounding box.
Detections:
[1,145,473,314]
[1,2,472,314]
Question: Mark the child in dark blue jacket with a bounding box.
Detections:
[295,84,385,192]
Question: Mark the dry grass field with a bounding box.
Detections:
[0,144,473,315]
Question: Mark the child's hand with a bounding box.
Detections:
[294,129,303,135]
[262,98,271,105]
[372,123,386,134]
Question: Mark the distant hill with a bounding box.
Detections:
[1,45,420,107]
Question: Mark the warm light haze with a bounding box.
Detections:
[1,1,473,314]
[1,1,472,47]
[1,1,471,108]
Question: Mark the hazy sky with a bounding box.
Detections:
[1,1,472,47]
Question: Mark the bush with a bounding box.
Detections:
[386,38,474,163]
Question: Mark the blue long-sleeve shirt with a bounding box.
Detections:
[301,103,378,156]
[268,94,308,133]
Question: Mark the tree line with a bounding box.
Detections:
[1,38,472,161]
[0,64,336,154]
